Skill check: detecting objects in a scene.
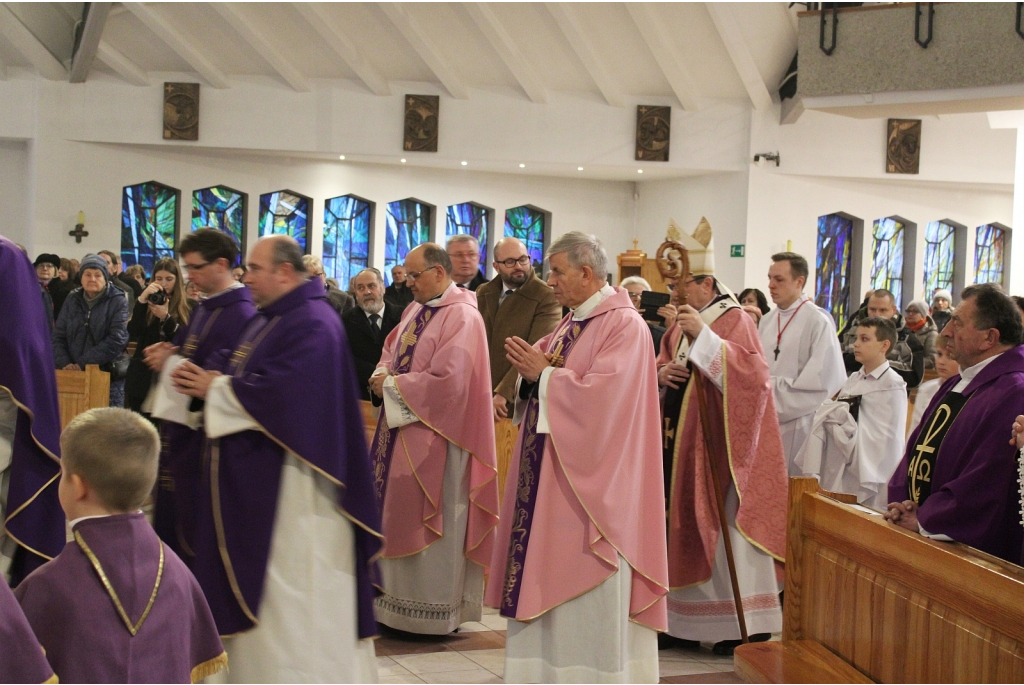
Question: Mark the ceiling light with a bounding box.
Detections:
[577,166,583,171]
[400,158,407,163]
[637,169,643,174]
[519,163,525,168]
[338,155,346,160]
[461,161,468,166]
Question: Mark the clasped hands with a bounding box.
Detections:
[170,360,221,399]
[882,500,919,531]
[505,336,551,384]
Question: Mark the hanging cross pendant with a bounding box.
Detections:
[774,346,780,361]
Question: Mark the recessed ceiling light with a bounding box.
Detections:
[577,166,584,171]
[338,155,346,160]
[461,161,468,166]
[400,158,407,163]
[637,169,643,174]
[519,163,525,168]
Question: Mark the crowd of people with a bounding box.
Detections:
[2,224,1024,683]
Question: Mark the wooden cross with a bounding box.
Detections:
[68,222,89,244]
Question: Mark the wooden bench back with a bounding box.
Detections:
[54,365,110,430]
[784,477,1024,682]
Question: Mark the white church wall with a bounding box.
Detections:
[0,140,29,247]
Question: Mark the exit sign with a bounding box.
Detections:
[730,244,745,257]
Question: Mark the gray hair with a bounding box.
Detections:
[354,267,384,285]
[263,236,307,273]
[547,231,608,278]
[446,234,479,249]
[620,276,651,290]
[301,254,323,272]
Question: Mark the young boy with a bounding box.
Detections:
[1,580,55,683]
[796,317,908,508]
[14,408,226,683]
[908,336,959,434]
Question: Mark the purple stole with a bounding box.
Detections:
[370,305,436,508]
[500,317,593,618]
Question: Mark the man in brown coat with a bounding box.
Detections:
[476,237,562,420]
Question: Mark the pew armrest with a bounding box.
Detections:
[734,641,874,684]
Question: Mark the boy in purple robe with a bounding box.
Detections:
[144,229,256,564]
[886,284,1024,564]
[0,235,64,584]
[0,579,55,683]
[15,408,227,683]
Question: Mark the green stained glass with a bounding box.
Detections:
[504,206,546,274]
[923,221,955,298]
[121,181,180,276]
[870,218,904,305]
[192,185,247,256]
[974,224,1005,285]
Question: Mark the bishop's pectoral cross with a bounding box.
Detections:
[774,346,780,361]
[663,417,675,451]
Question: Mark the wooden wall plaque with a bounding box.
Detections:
[636,105,671,162]
[886,118,921,174]
[404,94,439,152]
[163,82,200,141]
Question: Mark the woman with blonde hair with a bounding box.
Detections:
[124,258,192,413]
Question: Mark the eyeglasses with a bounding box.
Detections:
[497,256,531,268]
[182,262,211,273]
[405,265,441,281]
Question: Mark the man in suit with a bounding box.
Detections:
[343,268,402,401]
[384,264,414,313]
[476,236,562,420]
[447,235,487,291]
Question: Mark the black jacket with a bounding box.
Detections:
[124,299,187,408]
[342,303,403,402]
[52,284,129,370]
[384,282,415,313]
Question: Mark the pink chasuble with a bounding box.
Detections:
[372,285,499,568]
[661,310,788,589]
[485,288,669,632]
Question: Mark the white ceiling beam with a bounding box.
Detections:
[294,4,390,96]
[69,2,110,83]
[545,3,623,108]
[704,3,774,111]
[379,3,468,99]
[212,3,310,93]
[96,41,149,86]
[465,3,546,104]
[0,4,67,80]
[626,4,699,111]
[122,2,229,88]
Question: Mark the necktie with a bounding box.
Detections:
[370,314,381,336]
[500,289,513,305]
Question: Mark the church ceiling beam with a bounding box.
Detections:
[212,3,311,93]
[704,3,774,111]
[379,3,468,100]
[96,41,149,86]
[293,4,390,97]
[122,2,230,89]
[545,3,623,108]
[625,3,699,112]
[69,2,111,83]
[464,3,546,104]
[0,4,67,81]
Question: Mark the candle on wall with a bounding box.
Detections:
[787,240,792,252]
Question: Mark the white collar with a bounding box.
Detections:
[958,351,1002,385]
[778,294,810,313]
[426,281,457,307]
[203,281,245,301]
[572,284,615,321]
[858,360,891,379]
[68,511,143,529]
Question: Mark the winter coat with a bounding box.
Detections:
[907,317,939,369]
[52,283,129,370]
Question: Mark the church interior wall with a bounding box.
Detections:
[0,140,29,247]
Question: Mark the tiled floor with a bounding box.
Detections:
[376,607,742,684]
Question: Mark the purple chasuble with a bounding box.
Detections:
[15,513,226,683]
[501,317,593,618]
[154,287,256,566]
[195,277,383,638]
[888,345,1024,563]
[370,305,437,507]
[0,578,54,683]
[0,236,63,583]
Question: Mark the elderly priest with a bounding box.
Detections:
[487,231,669,683]
[169,236,382,681]
[369,243,500,635]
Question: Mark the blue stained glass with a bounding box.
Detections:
[324,195,371,289]
[446,203,488,276]
[974,224,1005,285]
[923,221,955,298]
[258,190,309,253]
[385,199,432,285]
[121,181,179,276]
[870,218,905,306]
[192,185,246,256]
[815,213,853,331]
[504,206,546,273]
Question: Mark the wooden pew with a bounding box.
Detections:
[54,364,110,429]
[735,477,1024,683]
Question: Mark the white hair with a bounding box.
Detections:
[446,234,478,248]
[547,231,608,279]
[620,276,651,290]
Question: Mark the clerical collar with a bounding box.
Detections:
[572,284,615,321]
[426,281,457,306]
[778,294,810,312]
[203,281,244,301]
[952,351,1002,393]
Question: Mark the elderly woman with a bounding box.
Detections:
[930,288,953,332]
[904,298,939,368]
[621,275,666,355]
[52,254,130,407]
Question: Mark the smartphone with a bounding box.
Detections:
[639,291,671,327]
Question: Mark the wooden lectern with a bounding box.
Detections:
[616,240,671,292]
[54,364,110,429]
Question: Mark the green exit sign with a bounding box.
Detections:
[730,244,745,257]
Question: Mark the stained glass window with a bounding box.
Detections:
[446,203,489,276]
[192,185,246,257]
[815,213,854,331]
[385,199,432,285]
[258,190,310,254]
[324,195,372,289]
[974,224,1005,285]
[869,217,905,306]
[121,181,180,275]
[504,206,546,273]
[923,221,956,299]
